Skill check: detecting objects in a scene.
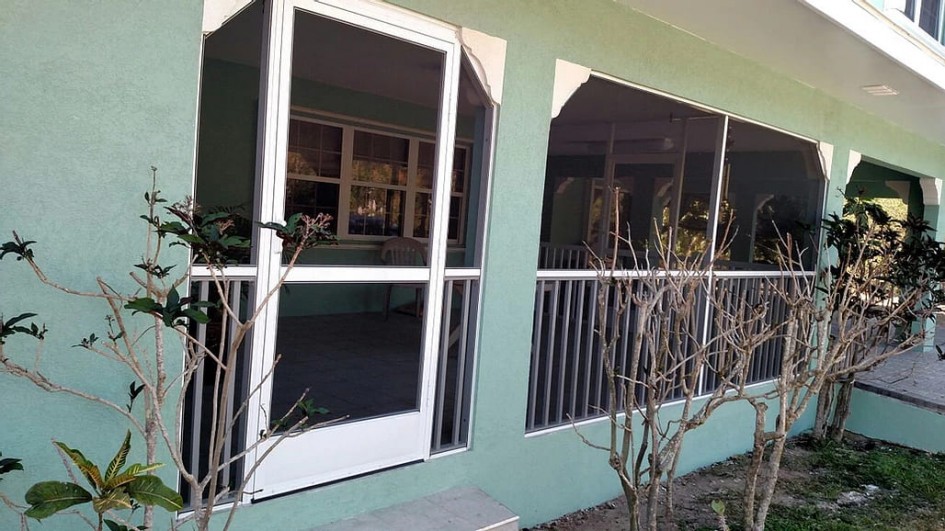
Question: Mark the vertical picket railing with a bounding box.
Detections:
[181,273,254,506]
[526,268,814,432]
[432,272,479,453]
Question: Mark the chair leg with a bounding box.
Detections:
[384,285,392,321]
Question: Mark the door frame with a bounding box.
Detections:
[242,0,463,499]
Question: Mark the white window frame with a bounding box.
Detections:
[897,0,945,41]
[285,113,471,245]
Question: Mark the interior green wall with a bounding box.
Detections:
[848,161,925,219]
[0,1,202,530]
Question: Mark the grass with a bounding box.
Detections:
[764,438,945,531]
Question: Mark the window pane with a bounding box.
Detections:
[448,195,462,240]
[353,131,409,186]
[452,147,466,193]
[413,191,432,239]
[285,178,339,233]
[920,0,941,37]
[417,142,435,189]
[717,119,825,270]
[539,76,719,270]
[288,120,342,179]
[287,9,445,266]
[349,186,405,236]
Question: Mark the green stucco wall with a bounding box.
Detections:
[846,389,945,453]
[4,1,945,530]
[0,1,202,529]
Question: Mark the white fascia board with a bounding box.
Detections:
[801,0,945,92]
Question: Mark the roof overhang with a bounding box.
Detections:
[616,0,945,147]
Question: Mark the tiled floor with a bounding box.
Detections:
[271,311,425,423]
[857,323,945,412]
[268,309,467,447]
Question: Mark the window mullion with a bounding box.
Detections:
[404,138,419,238]
[704,115,730,266]
[337,125,355,239]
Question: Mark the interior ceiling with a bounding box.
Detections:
[549,77,808,156]
[204,1,483,116]
[616,0,945,147]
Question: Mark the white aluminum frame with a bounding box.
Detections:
[243,0,463,500]
[902,0,945,41]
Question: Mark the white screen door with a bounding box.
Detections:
[243,0,462,498]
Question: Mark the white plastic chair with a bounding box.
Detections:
[380,237,426,320]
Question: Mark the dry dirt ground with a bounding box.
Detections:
[525,435,945,531]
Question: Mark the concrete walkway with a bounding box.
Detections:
[310,487,519,531]
[857,326,945,413]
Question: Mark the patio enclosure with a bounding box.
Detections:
[184,0,495,501]
[529,75,827,431]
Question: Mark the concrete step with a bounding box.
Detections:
[311,487,519,531]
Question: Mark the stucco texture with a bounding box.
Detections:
[0,1,202,530]
[4,1,945,530]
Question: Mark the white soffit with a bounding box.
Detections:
[203,0,254,34]
[920,177,943,205]
[616,0,945,145]
[459,28,508,106]
[551,60,592,119]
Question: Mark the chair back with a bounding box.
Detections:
[381,237,426,266]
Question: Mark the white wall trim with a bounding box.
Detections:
[458,28,507,106]
[817,141,834,182]
[203,0,254,34]
[846,150,863,184]
[921,177,943,205]
[551,59,592,118]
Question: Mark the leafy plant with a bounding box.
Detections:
[0,452,23,480]
[814,193,945,441]
[24,431,180,531]
[0,168,337,530]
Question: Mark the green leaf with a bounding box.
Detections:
[24,481,93,520]
[182,309,210,324]
[104,431,131,484]
[124,298,162,315]
[92,490,132,514]
[175,234,205,245]
[0,239,36,261]
[125,475,183,512]
[710,499,725,516]
[0,453,23,476]
[53,442,103,490]
[121,463,163,477]
[166,288,180,311]
[4,313,38,328]
[105,519,146,531]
